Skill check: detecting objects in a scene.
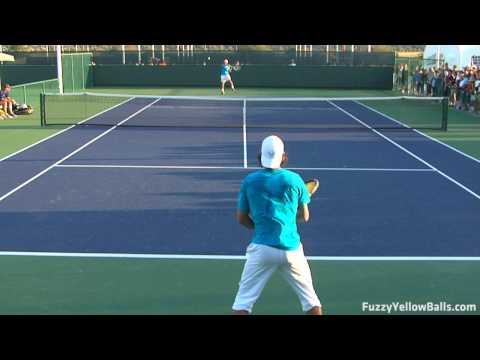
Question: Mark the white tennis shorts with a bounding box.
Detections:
[221,74,232,83]
[232,243,321,313]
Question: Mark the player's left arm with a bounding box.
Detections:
[237,180,254,229]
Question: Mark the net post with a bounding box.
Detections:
[441,97,448,131]
[40,93,45,126]
[23,85,27,104]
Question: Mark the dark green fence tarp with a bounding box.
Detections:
[0,65,57,86]
[0,53,93,91]
[89,50,395,67]
[93,65,393,90]
[3,50,395,67]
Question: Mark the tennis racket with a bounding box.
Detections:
[305,179,320,197]
[230,61,242,72]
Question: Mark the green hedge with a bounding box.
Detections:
[92,65,393,89]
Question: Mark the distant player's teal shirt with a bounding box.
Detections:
[221,64,230,76]
[237,168,310,251]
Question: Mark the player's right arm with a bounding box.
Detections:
[237,179,255,229]
[296,175,311,223]
[237,210,255,229]
[297,204,310,223]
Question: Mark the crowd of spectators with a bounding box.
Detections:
[394,63,480,115]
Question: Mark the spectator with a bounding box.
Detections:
[466,72,476,112]
[426,68,434,96]
[431,70,438,97]
[288,59,297,67]
[0,84,17,118]
[397,65,404,90]
[408,65,415,94]
[393,65,399,89]
[437,68,445,97]
[415,68,422,95]
[457,72,469,110]
[446,69,455,105]
[401,64,408,94]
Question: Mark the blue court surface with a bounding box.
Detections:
[1,97,479,259]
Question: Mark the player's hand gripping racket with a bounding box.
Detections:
[305,179,320,197]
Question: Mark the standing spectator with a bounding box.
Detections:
[466,72,476,112]
[474,70,480,114]
[475,70,480,93]
[401,64,408,94]
[393,65,398,90]
[426,68,434,96]
[457,72,469,110]
[415,68,422,96]
[446,69,455,106]
[437,68,445,97]
[408,66,415,95]
[399,65,405,90]
[431,70,438,97]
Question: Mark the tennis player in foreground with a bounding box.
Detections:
[232,135,322,315]
[220,59,235,95]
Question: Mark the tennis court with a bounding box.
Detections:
[1,91,479,314]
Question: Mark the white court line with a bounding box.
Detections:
[328,100,480,201]
[0,251,478,261]
[243,99,248,168]
[354,100,480,165]
[0,97,135,163]
[0,98,162,204]
[56,164,250,170]
[54,164,435,172]
[286,167,434,172]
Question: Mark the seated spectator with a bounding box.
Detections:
[0,84,17,118]
[0,106,7,120]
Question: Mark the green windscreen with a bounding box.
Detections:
[62,53,93,93]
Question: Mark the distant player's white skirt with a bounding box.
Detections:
[221,74,232,83]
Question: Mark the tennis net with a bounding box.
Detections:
[40,92,448,131]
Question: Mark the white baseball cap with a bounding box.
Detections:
[261,135,285,169]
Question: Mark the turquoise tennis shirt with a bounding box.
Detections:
[221,64,230,76]
[237,168,310,251]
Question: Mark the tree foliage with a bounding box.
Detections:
[238,45,274,51]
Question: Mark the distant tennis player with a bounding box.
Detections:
[220,59,235,95]
[232,135,322,315]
